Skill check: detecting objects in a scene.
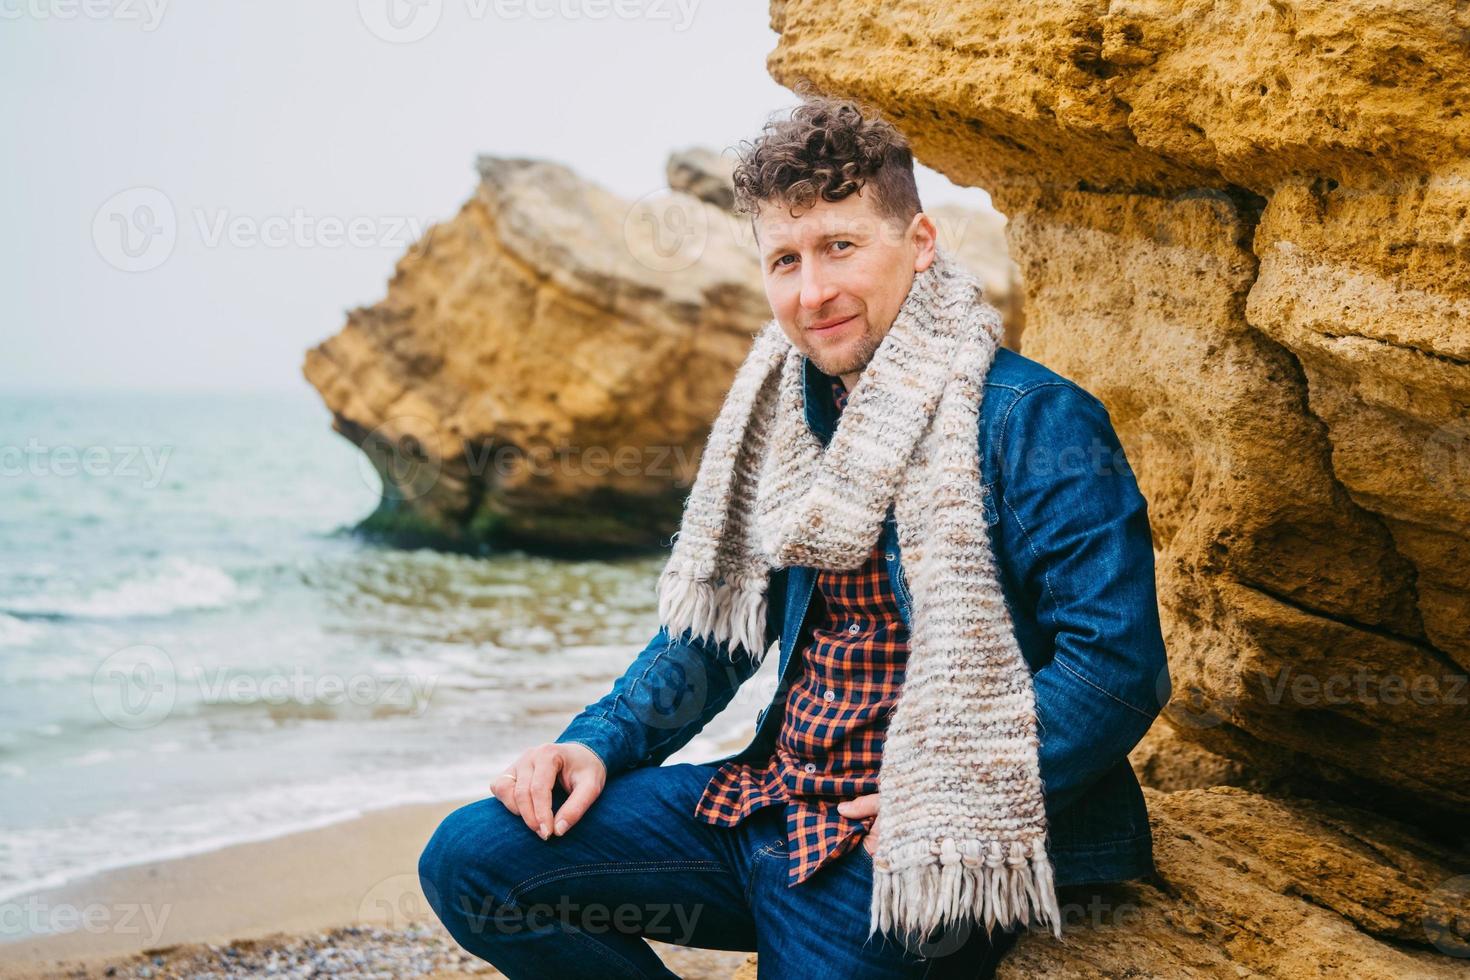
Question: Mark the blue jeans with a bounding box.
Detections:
[418,762,1023,979]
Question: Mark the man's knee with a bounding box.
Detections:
[419,799,523,938]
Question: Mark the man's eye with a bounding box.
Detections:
[774,254,796,268]
[833,241,853,252]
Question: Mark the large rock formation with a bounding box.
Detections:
[305,152,1021,554]
[764,0,1469,972]
[993,787,1470,977]
[766,0,1470,817]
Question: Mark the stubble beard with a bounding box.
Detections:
[807,326,885,381]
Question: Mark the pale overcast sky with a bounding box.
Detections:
[0,1,995,393]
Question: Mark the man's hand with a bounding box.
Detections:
[837,792,880,855]
[490,742,607,841]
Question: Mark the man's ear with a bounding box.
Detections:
[910,211,939,272]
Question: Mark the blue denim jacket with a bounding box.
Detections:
[557,347,1171,888]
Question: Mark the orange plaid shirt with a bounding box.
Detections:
[693,377,911,885]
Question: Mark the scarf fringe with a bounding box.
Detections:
[869,838,1063,945]
[656,561,770,664]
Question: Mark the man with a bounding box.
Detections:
[420,95,1170,979]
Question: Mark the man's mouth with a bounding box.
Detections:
[809,314,858,334]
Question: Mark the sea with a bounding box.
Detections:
[0,387,766,908]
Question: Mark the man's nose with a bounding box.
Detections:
[799,266,837,311]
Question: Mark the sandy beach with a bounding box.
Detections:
[0,799,752,979]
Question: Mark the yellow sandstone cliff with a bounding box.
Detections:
[760,0,1470,973]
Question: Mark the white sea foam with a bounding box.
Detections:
[1,557,260,619]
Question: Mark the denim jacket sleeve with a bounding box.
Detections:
[554,567,788,776]
[997,383,1171,815]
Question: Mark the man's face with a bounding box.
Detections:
[754,187,937,384]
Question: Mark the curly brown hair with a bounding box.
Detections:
[729,92,922,225]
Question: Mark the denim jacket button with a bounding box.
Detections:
[885,552,896,561]
[803,762,816,773]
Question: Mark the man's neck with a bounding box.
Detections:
[838,370,860,392]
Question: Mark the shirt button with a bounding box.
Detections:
[823,689,836,702]
[803,762,816,773]
[885,552,896,561]
[847,623,860,635]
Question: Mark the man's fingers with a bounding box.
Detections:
[491,768,522,816]
[513,761,538,835]
[490,745,603,839]
[837,792,880,818]
[529,752,562,839]
[551,772,601,836]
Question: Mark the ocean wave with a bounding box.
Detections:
[0,558,261,620]
[0,612,43,647]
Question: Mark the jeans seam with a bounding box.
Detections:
[561,926,662,980]
[744,844,784,905]
[508,859,726,905]
[1054,657,1157,720]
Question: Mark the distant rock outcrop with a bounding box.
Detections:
[303,154,769,553]
[666,146,737,212]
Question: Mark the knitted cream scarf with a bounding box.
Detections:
[656,245,1062,944]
